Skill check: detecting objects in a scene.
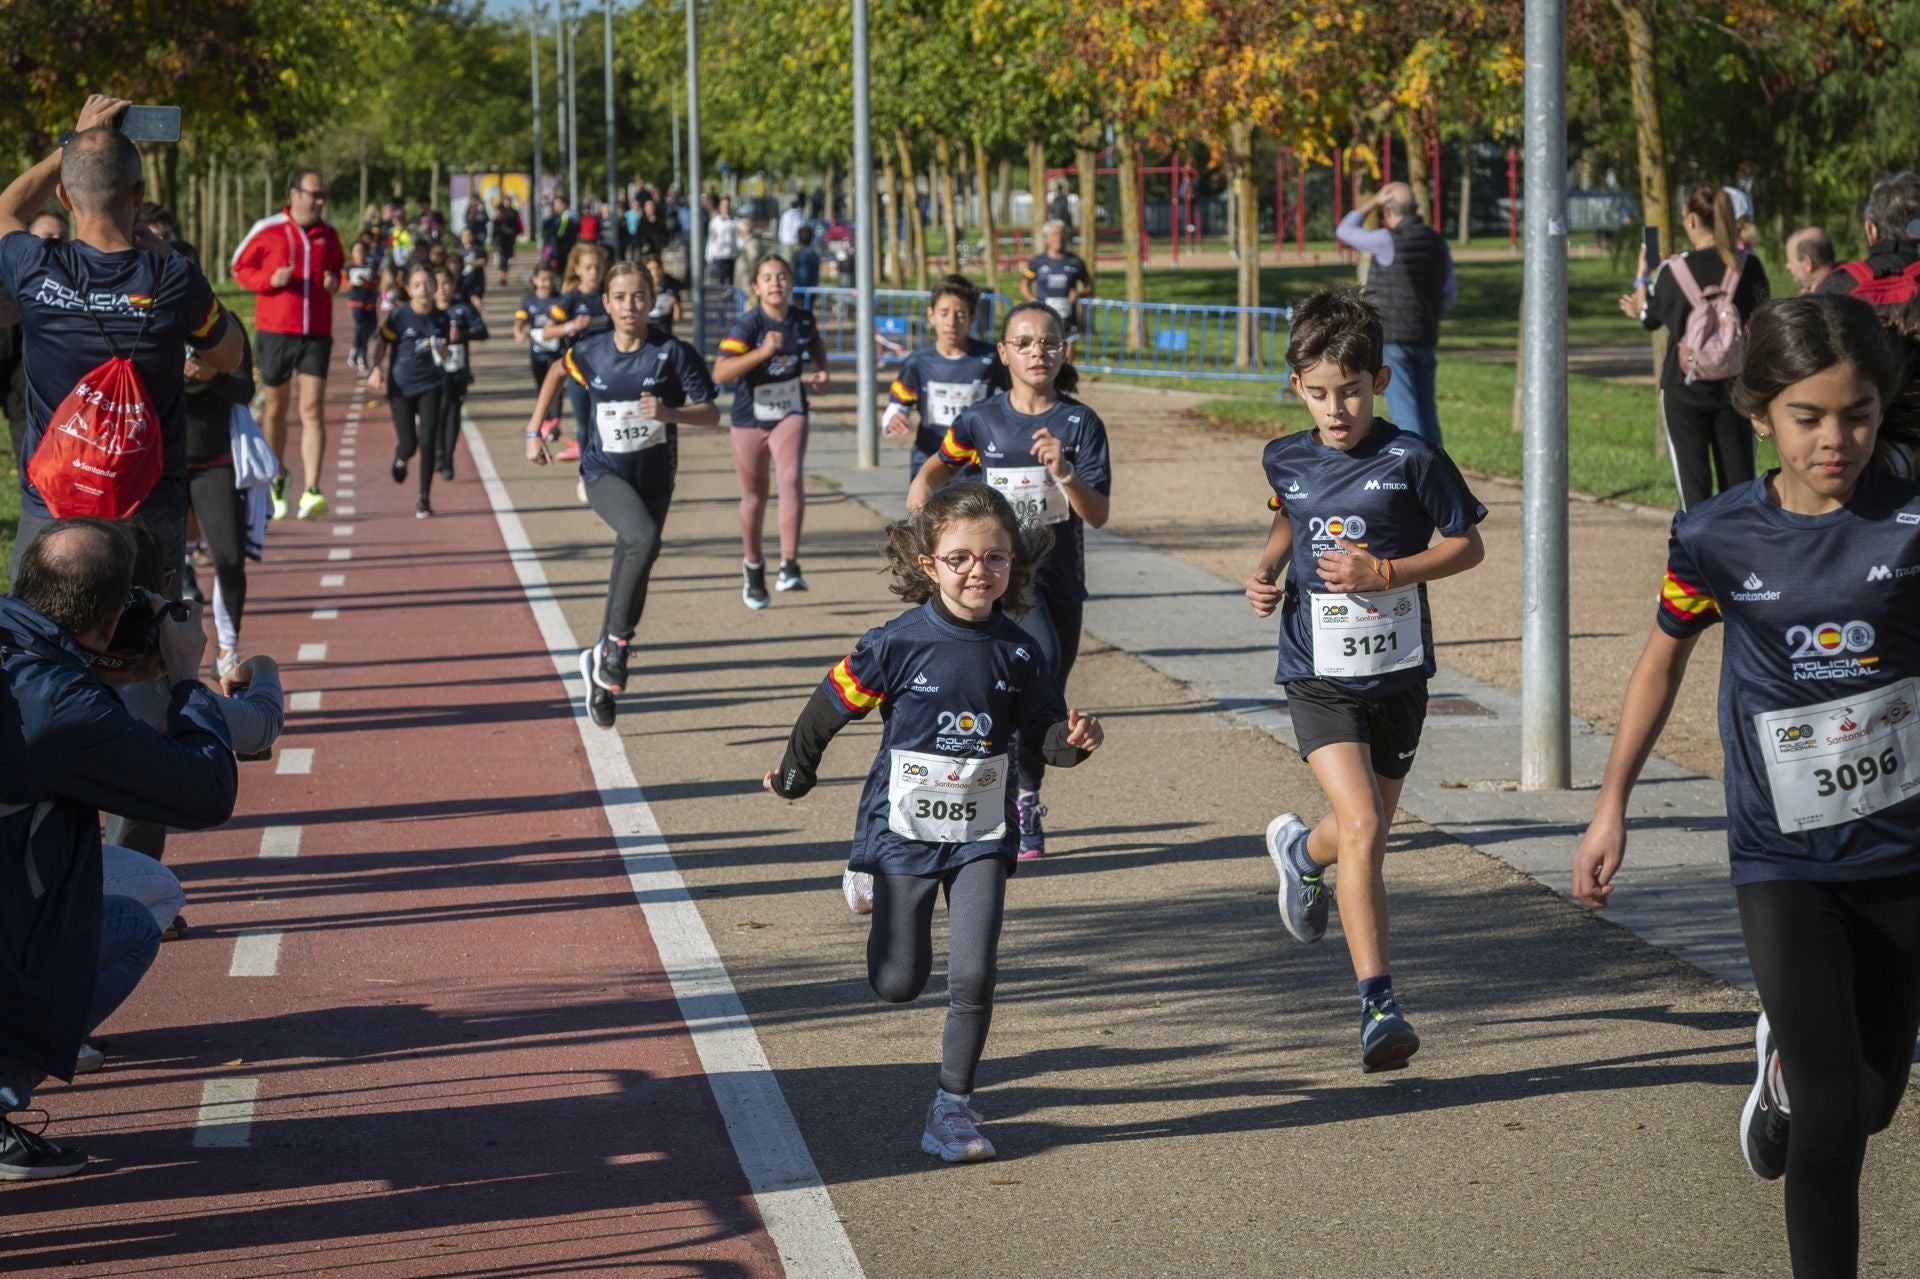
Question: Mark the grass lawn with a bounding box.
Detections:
[215,282,257,332]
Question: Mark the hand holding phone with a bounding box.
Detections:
[116,106,181,143]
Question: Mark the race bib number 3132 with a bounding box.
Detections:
[1755,678,1920,834]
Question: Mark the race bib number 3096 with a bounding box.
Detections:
[1756,678,1920,834]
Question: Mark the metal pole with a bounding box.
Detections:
[672,94,682,194]
[852,0,878,467]
[569,10,582,211]
[554,11,567,211]
[530,7,544,231]
[685,0,705,353]
[1521,0,1570,789]
[604,0,617,218]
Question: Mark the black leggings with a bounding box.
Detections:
[1016,582,1084,792]
[584,472,671,641]
[1662,388,1756,510]
[390,389,444,499]
[868,856,1008,1096]
[438,376,469,472]
[1737,871,1920,1279]
[531,354,557,394]
[351,308,377,363]
[187,462,247,648]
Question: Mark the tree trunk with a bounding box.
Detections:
[997,157,1013,223]
[824,160,837,220]
[936,135,959,272]
[431,159,442,216]
[1228,120,1262,367]
[1116,132,1145,352]
[1074,143,1098,281]
[359,158,370,221]
[1401,119,1432,231]
[264,167,275,218]
[1457,136,1472,246]
[212,158,226,281]
[879,154,898,286]
[974,132,999,294]
[895,131,927,291]
[1027,136,1047,250]
[1613,0,1671,457]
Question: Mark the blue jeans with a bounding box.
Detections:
[0,895,160,1110]
[1381,342,1442,448]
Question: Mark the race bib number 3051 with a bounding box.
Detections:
[1755,678,1920,834]
[887,749,1008,844]
[1308,585,1425,678]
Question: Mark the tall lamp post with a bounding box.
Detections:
[852,0,877,466]
[530,2,545,226]
[604,0,618,218]
[562,0,581,210]
[686,0,704,352]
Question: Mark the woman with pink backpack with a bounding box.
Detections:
[1620,184,1772,509]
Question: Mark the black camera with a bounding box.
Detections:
[105,587,191,658]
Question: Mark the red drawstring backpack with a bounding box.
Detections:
[27,259,162,519]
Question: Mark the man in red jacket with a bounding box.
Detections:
[232,170,344,520]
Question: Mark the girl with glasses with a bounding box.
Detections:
[908,301,1112,861]
[764,481,1104,1162]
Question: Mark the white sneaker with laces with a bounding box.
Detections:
[921,1091,995,1163]
[842,869,875,915]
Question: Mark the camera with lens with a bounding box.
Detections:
[93,587,191,670]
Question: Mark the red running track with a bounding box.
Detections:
[0,320,785,1277]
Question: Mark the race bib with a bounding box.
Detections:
[926,380,988,428]
[753,377,803,422]
[1755,678,1920,834]
[595,400,666,454]
[1308,585,1425,678]
[987,465,1069,527]
[888,749,1008,844]
[443,343,468,373]
[1044,294,1074,321]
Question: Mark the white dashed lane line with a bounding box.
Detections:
[259,825,301,858]
[329,548,352,562]
[332,526,353,537]
[297,643,327,662]
[337,487,356,498]
[312,608,340,621]
[192,1079,259,1148]
[320,574,346,588]
[337,506,357,516]
[228,930,283,978]
[288,690,322,712]
[276,749,314,776]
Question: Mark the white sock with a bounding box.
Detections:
[936,1087,971,1107]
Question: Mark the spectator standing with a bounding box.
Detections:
[1620,184,1771,510]
[542,194,577,269]
[0,517,238,1179]
[0,95,243,586]
[1336,182,1458,447]
[793,226,822,291]
[1819,172,1920,306]
[491,196,523,286]
[635,197,669,261]
[464,192,490,247]
[579,199,602,251]
[707,196,742,286]
[1046,181,1074,239]
[232,169,346,522]
[1784,227,1837,294]
[778,196,807,250]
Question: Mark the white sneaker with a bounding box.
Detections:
[73,1043,104,1075]
[921,1092,995,1163]
[842,869,874,915]
[216,649,242,682]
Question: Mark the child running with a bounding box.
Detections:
[516,263,566,438]
[884,273,1007,478]
[524,261,719,729]
[713,255,828,608]
[541,243,611,463]
[1245,289,1486,1072]
[763,481,1104,1162]
[1572,294,1920,1278]
[365,261,453,519]
[346,241,378,374]
[907,301,1110,862]
[434,266,488,481]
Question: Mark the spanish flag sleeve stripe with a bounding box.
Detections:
[1659,570,1720,622]
[938,425,978,465]
[889,378,916,403]
[1268,495,1282,511]
[548,303,570,322]
[718,337,750,354]
[1022,266,1037,280]
[190,300,223,340]
[379,322,399,342]
[828,656,884,714]
[565,348,587,386]
[515,307,532,321]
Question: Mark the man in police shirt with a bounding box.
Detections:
[0,94,243,585]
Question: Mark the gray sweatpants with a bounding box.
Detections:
[867,855,1008,1095]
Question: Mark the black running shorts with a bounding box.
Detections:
[1284,678,1429,780]
[256,332,335,386]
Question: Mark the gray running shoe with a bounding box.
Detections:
[1740,1012,1790,1180]
[920,1094,995,1163]
[1360,993,1421,1073]
[1266,812,1327,943]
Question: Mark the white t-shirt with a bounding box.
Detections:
[706,214,742,261]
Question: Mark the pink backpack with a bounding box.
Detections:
[1667,251,1748,383]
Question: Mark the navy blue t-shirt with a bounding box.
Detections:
[718,304,820,428]
[1263,420,1486,696]
[823,602,1069,875]
[518,292,564,358]
[565,327,716,493]
[889,339,1006,474]
[442,298,488,388]
[0,232,230,520]
[1024,251,1092,321]
[546,288,609,349]
[1658,470,1920,885]
[378,305,452,398]
[940,395,1112,602]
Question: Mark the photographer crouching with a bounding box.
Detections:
[0,518,237,1180]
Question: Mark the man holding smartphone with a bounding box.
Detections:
[233,170,345,521]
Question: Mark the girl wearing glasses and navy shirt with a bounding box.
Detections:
[908,301,1112,862]
[765,481,1105,1164]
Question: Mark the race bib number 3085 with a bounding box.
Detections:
[887,750,1008,844]
[1755,678,1920,834]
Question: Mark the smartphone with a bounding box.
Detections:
[1641,226,1661,272]
[116,106,181,143]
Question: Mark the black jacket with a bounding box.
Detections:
[0,596,236,1079]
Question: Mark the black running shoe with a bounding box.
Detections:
[776,559,808,592]
[592,635,631,694]
[415,496,432,519]
[0,1116,86,1181]
[578,648,616,729]
[742,560,771,610]
[1740,1012,1790,1180]
[180,562,206,605]
[391,454,408,484]
[438,460,455,481]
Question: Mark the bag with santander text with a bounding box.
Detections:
[27,262,162,518]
